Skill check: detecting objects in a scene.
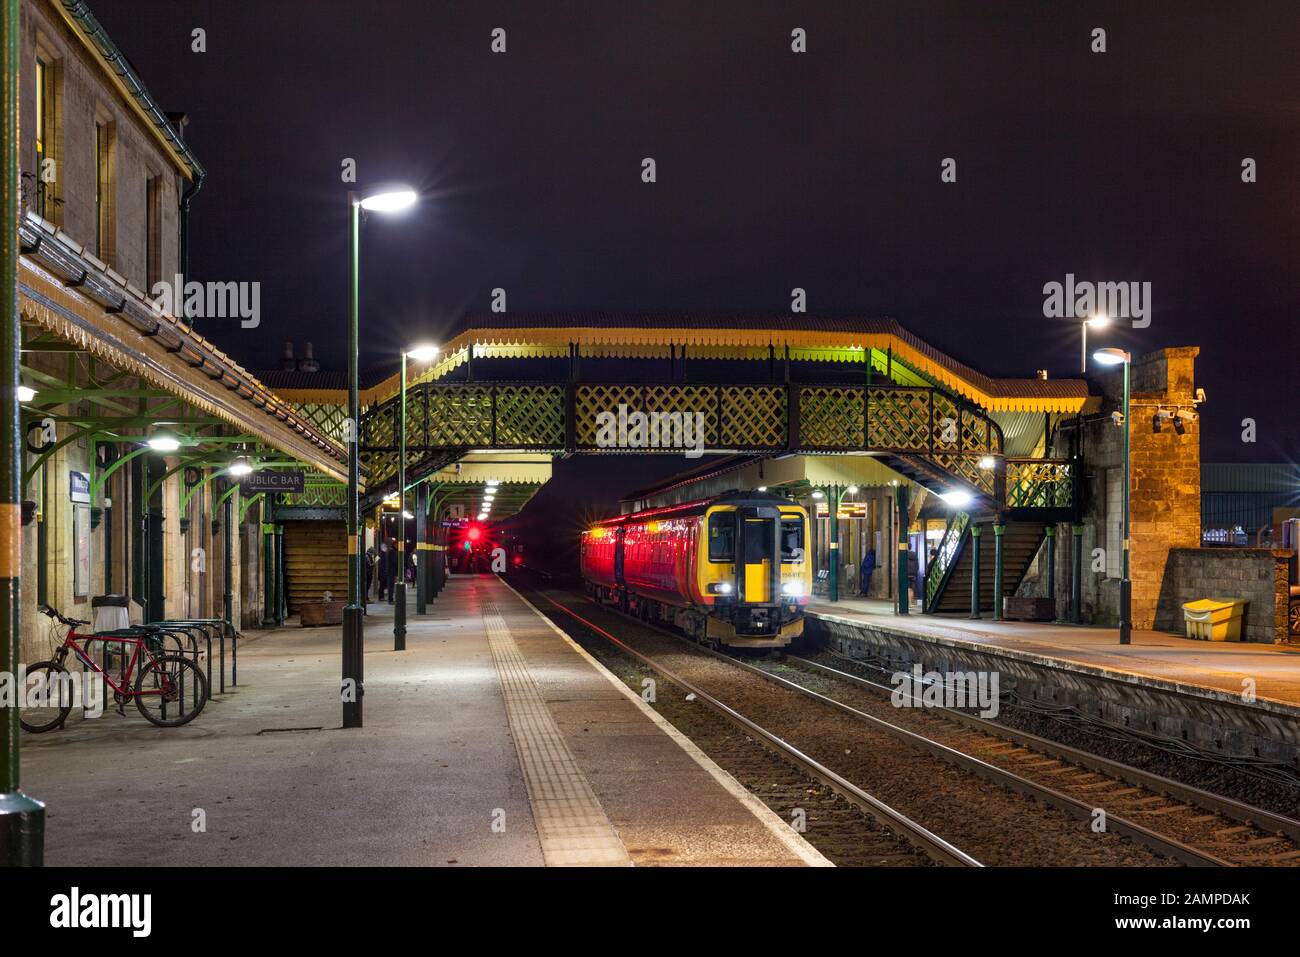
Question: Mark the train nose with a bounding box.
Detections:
[734,507,782,604]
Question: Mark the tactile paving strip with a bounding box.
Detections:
[479,595,631,866]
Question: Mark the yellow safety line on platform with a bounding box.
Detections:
[479,592,631,867]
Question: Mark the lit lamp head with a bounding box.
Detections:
[147,428,181,452]
[404,343,439,362]
[355,185,418,213]
[1093,347,1131,367]
[16,385,36,403]
[228,456,254,477]
[938,489,973,508]
[1086,314,1111,328]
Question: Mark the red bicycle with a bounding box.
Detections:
[21,605,208,732]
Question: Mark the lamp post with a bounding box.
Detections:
[1094,347,1132,645]
[1080,314,1110,374]
[343,186,418,728]
[394,344,438,651]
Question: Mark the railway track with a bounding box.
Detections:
[515,583,975,866]
[770,650,1300,867]
[533,575,1300,866]
[516,578,1200,866]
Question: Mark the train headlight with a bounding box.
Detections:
[707,582,733,596]
[781,581,804,597]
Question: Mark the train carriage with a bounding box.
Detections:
[580,491,811,649]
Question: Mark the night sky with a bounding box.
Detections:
[93,0,1300,471]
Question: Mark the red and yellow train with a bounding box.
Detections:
[580,491,811,649]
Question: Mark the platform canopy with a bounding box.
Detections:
[621,453,913,512]
[415,453,553,523]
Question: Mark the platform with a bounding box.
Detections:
[19,576,823,867]
[807,599,1300,764]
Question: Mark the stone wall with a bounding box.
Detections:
[20,0,183,288]
[1047,346,1202,628]
[1154,547,1292,644]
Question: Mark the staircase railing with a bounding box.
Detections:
[924,510,970,610]
[1005,459,1074,509]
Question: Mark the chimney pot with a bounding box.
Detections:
[297,341,320,374]
[281,340,296,371]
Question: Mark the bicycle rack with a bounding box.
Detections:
[153,619,240,693]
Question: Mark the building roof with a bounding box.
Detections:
[362,313,1092,414]
[54,1,205,182]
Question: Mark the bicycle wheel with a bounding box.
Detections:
[134,654,208,727]
[19,660,74,733]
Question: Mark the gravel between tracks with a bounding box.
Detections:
[532,585,1172,867]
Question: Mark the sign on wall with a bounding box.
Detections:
[242,470,305,494]
[69,470,90,504]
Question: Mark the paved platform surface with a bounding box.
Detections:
[20,576,823,867]
[809,599,1300,713]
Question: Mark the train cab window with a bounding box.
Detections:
[780,519,805,562]
[707,513,734,562]
[743,519,775,562]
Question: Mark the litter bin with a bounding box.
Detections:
[92,593,130,633]
[1182,598,1247,641]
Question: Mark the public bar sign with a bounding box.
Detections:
[242,470,305,494]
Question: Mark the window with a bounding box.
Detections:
[707,512,734,562]
[94,120,114,262]
[780,518,805,562]
[34,55,56,219]
[743,519,774,562]
[146,175,162,289]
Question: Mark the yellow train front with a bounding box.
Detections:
[580,491,811,649]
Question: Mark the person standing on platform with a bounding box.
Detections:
[860,546,876,597]
[382,540,398,604]
[907,546,920,608]
[364,545,376,602]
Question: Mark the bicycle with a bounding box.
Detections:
[20,605,209,732]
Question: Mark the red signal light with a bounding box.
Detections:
[467,524,482,542]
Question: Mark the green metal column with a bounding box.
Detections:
[342,196,363,727]
[394,355,407,651]
[274,524,285,625]
[895,483,910,615]
[1044,525,1057,619]
[223,494,234,627]
[828,486,840,603]
[1071,523,1084,624]
[262,522,275,627]
[992,522,1005,621]
[414,483,428,614]
[969,525,982,619]
[1,0,45,864]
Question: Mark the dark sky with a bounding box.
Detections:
[93,0,1300,466]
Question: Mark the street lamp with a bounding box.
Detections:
[1094,346,1132,645]
[1080,314,1110,374]
[394,342,438,651]
[343,185,419,728]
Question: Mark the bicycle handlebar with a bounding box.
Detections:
[39,604,89,628]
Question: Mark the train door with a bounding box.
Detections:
[737,506,781,603]
[614,526,627,609]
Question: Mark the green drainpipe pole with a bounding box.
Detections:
[969,524,982,619]
[992,521,1006,621]
[394,352,407,651]
[828,486,840,603]
[895,483,910,615]
[1,0,45,865]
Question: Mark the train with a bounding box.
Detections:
[580,491,811,649]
